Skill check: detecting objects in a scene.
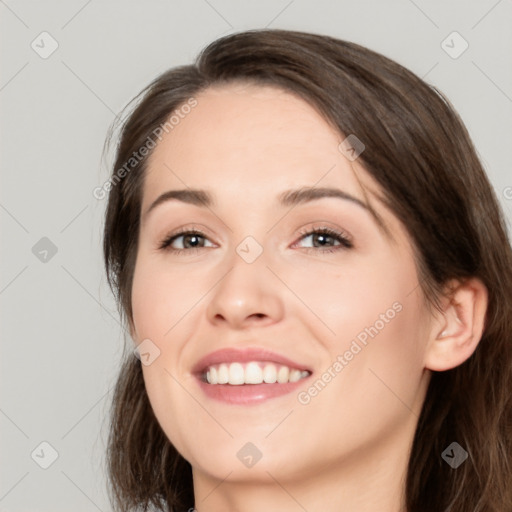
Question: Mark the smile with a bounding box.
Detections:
[204,361,311,385]
[193,347,314,405]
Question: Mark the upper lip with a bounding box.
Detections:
[192,347,313,376]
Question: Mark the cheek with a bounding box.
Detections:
[131,257,202,344]
[281,249,416,343]
[295,289,428,460]
[132,258,208,458]
[288,248,427,403]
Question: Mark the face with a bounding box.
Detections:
[131,83,433,487]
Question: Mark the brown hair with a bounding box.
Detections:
[102,29,512,512]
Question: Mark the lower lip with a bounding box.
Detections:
[195,375,312,405]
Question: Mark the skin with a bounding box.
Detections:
[130,83,488,512]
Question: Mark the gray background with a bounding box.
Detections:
[1,0,511,510]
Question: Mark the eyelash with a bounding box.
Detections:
[158,225,353,255]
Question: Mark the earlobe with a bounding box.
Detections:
[424,277,488,372]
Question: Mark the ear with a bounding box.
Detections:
[424,277,488,371]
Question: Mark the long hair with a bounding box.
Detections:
[101,29,512,512]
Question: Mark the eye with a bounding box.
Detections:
[158,228,214,253]
[158,225,353,255]
[293,226,353,254]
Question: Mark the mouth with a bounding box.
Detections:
[192,347,313,405]
[201,361,311,385]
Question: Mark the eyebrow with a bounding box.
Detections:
[143,186,371,221]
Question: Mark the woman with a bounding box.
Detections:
[102,29,512,512]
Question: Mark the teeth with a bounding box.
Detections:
[228,362,245,385]
[245,362,263,384]
[262,364,277,383]
[289,369,302,382]
[277,365,289,383]
[217,363,229,384]
[205,361,310,385]
[208,366,218,384]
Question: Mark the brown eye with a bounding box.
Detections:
[294,227,353,253]
[159,229,214,252]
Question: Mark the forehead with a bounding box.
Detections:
[143,83,379,209]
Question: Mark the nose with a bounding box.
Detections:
[205,250,285,330]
